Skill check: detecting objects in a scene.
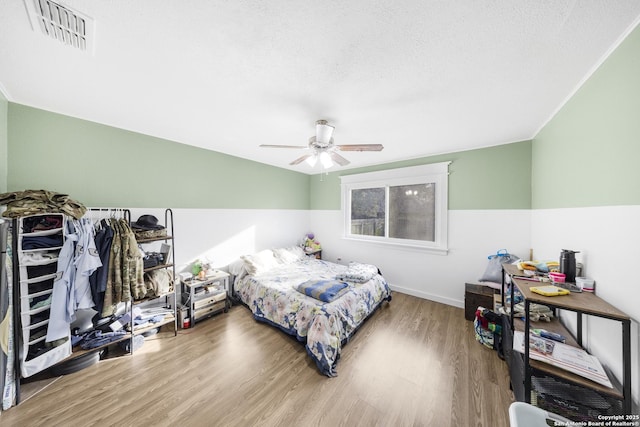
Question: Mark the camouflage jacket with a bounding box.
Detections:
[0,189,86,219]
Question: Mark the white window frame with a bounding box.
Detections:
[341,162,450,255]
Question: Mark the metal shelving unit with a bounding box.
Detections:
[129,208,178,342]
[502,263,632,417]
[9,208,178,404]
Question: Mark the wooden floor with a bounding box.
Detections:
[0,292,514,426]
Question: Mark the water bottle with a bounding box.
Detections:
[559,249,579,283]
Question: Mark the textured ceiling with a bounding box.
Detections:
[1,1,639,173]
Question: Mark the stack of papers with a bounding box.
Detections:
[513,331,613,388]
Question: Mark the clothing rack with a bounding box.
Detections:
[9,207,132,405]
[5,207,177,408]
[86,207,178,340]
[86,208,131,224]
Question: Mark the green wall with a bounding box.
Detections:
[532,24,640,208]
[0,91,7,193]
[5,22,640,211]
[7,104,310,209]
[310,140,532,210]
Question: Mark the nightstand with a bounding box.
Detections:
[182,270,230,327]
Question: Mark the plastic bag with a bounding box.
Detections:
[479,249,519,283]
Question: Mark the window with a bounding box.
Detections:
[341,162,450,254]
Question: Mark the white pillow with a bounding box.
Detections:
[228,258,246,275]
[289,246,305,260]
[273,246,305,264]
[241,249,280,275]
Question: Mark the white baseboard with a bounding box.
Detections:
[388,284,464,309]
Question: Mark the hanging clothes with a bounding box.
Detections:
[89,219,114,318]
[102,220,123,317]
[121,219,144,303]
[73,219,102,310]
[46,220,79,343]
[46,218,103,342]
[42,213,142,338]
[104,220,119,316]
[101,219,143,317]
[122,222,146,300]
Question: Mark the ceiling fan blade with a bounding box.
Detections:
[260,144,307,149]
[329,151,350,166]
[336,144,384,152]
[290,154,313,165]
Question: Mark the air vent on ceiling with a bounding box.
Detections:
[23,0,94,53]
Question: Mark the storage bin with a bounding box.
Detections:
[464,283,496,321]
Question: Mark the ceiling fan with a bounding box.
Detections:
[260,120,384,167]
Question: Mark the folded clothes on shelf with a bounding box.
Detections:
[499,301,554,322]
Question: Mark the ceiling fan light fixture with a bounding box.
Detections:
[260,119,381,169]
[319,151,333,169]
[305,154,318,167]
[315,120,334,145]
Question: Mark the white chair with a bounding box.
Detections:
[508,401,572,427]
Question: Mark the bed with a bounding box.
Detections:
[230,247,392,377]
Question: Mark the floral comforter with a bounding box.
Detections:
[234,258,392,376]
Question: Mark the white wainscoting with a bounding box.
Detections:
[120,206,638,407]
[531,205,640,407]
[309,209,532,308]
[126,208,311,272]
